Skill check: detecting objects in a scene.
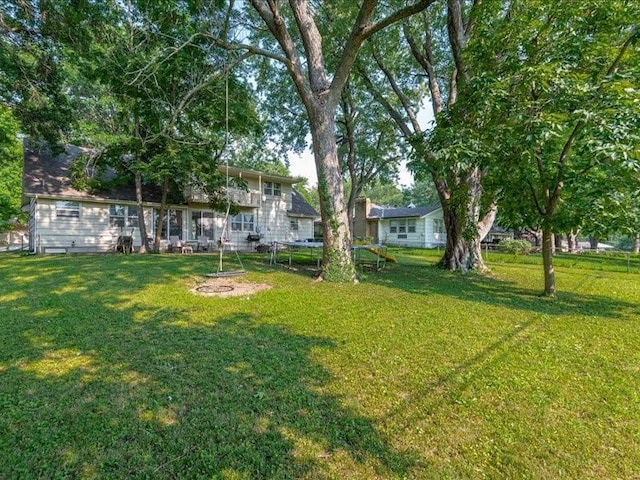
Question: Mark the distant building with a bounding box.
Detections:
[354,198,445,248]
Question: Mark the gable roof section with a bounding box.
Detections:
[22,145,165,204]
[368,205,440,219]
[288,188,318,217]
[23,144,307,207]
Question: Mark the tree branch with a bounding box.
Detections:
[249,0,313,108]
[356,65,414,139]
[370,43,422,133]
[403,20,443,114]
[330,0,438,108]
[552,24,638,204]
[447,0,468,83]
[289,0,328,94]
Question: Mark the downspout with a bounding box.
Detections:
[29,195,38,254]
[258,174,261,234]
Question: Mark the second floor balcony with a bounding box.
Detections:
[185,186,261,207]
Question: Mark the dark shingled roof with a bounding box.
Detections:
[22,145,164,204]
[368,205,440,219]
[24,145,319,217]
[288,188,318,217]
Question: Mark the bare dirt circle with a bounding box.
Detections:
[190,277,272,298]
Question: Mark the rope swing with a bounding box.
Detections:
[206,62,246,278]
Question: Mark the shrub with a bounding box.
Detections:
[499,238,532,255]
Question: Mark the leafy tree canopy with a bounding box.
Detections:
[0,105,23,230]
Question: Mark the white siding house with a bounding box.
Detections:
[22,146,317,253]
[354,198,446,248]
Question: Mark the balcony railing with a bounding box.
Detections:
[185,186,261,207]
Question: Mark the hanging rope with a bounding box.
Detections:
[209,60,245,278]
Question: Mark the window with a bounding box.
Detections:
[109,205,138,227]
[243,213,254,232]
[231,212,254,232]
[290,219,299,231]
[153,209,184,239]
[128,206,139,227]
[190,211,215,240]
[168,210,183,238]
[56,201,80,218]
[390,218,416,235]
[433,218,445,234]
[263,181,281,196]
[231,214,243,232]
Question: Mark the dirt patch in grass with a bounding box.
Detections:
[190,277,272,297]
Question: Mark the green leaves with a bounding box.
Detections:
[0,106,23,229]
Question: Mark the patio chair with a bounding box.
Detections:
[169,235,182,253]
[197,235,210,252]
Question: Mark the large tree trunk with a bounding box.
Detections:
[633,233,640,254]
[541,226,556,297]
[346,182,358,241]
[554,233,563,253]
[435,167,493,272]
[589,235,599,251]
[567,230,577,253]
[311,108,356,282]
[134,171,149,254]
[154,177,169,253]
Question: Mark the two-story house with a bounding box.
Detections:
[22,145,318,254]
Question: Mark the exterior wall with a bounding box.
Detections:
[376,210,446,248]
[195,177,301,248]
[29,178,314,253]
[32,198,156,253]
[423,210,447,247]
[377,217,428,248]
[286,217,314,242]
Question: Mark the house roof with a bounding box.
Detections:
[369,205,441,219]
[22,145,165,204]
[288,188,318,217]
[225,166,303,185]
[23,145,319,218]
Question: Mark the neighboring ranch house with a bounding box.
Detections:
[354,198,446,248]
[22,145,317,254]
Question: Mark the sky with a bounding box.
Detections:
[288,102,435,189]
[288,149,414,188]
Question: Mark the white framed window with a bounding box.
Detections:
[243,213,254,232]
[263,181,281,196]
[190,211,215,240]
[153,209,183,239]
[290,219,299,231]
[390,218,416,234]
[231,212,255,232]
[56,201,80,218]
[109,205,139,227]
[231,214,242,231]
[433,218,445,234]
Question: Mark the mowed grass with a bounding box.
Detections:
[0,249,638,479]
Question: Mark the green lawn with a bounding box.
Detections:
[1,250,639,479]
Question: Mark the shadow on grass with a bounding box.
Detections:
[0,254,415,478]
[368,257,639,321]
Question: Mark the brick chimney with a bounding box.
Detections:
[354,197,371,239]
